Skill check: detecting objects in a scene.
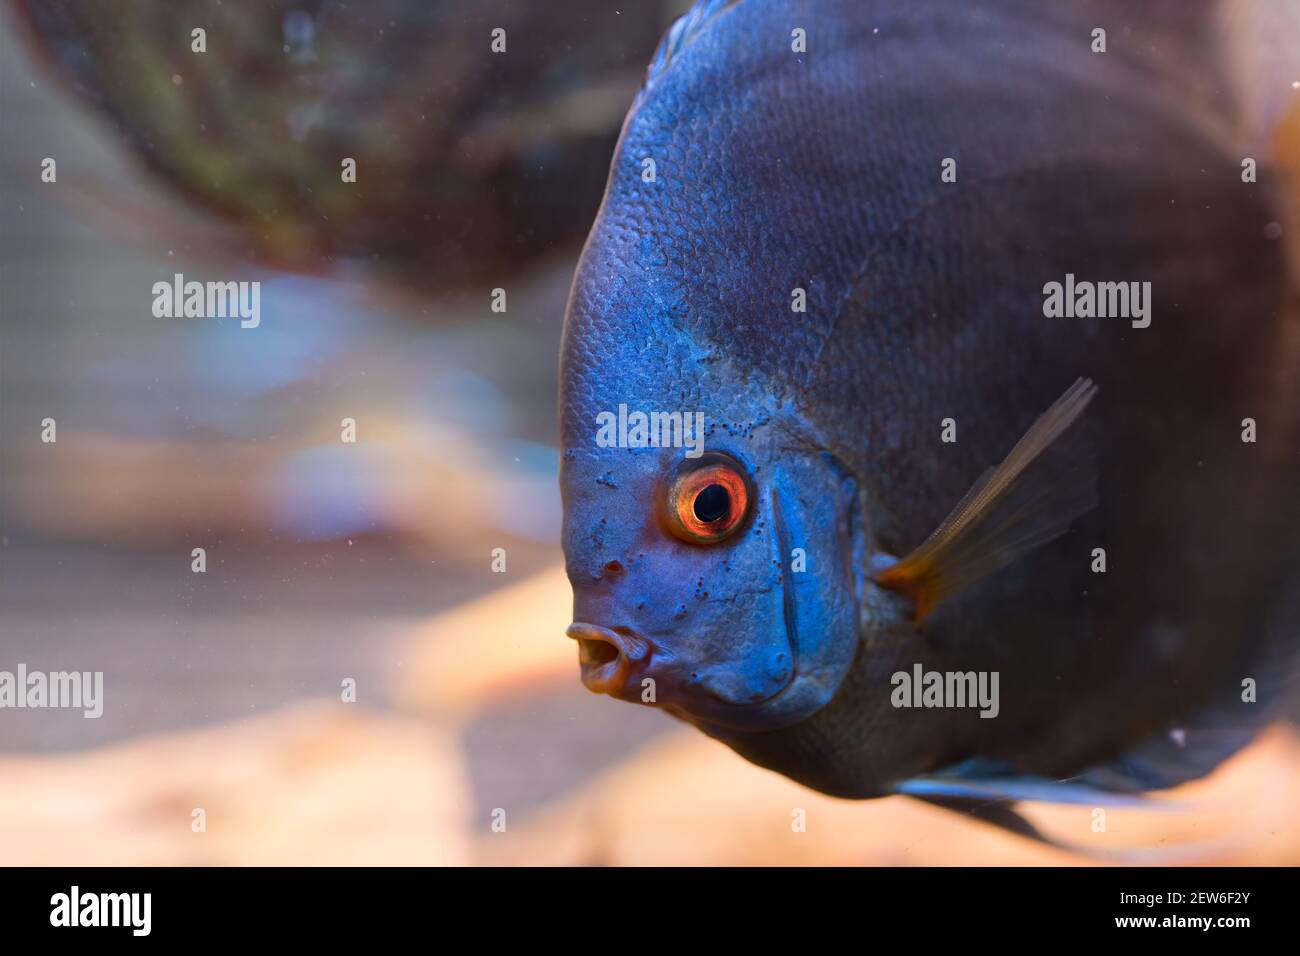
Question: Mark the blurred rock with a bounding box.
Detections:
[395,564,575,719]
[0,702,470,865]
[7,423,552,549]
[474,725,1300,866]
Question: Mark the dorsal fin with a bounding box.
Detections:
[643,0,741,91]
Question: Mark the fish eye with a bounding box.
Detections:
[665,454,751,544]
[694,483,730,523]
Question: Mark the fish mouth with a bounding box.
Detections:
[566,622,651,696]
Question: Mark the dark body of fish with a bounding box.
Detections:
[560,0,1300,801]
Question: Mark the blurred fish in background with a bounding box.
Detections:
[9,0,670,289]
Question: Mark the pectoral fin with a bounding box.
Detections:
[874,378,1098,620]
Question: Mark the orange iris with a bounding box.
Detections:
[666,459,750,543]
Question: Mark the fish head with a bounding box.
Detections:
[558,0,872,734]
[561,288,864,735]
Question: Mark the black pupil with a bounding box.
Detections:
[693,483,731,524]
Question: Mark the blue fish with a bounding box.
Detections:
[559,0,1300,833]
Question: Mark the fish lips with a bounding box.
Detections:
[566,622,653,697]
[566,620,795,720]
